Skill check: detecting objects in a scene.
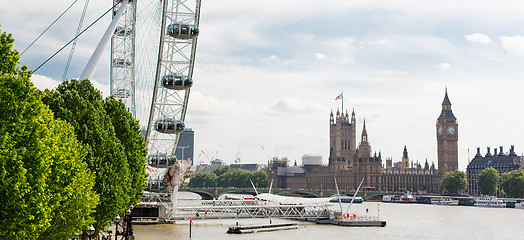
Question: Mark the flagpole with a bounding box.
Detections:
[341,91,344,113]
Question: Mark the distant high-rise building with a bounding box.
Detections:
[176,128,194,164]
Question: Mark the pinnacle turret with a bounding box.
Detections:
[442,87,451,106]
[361,119,368,143]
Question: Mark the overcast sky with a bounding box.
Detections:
[2,0,524,170]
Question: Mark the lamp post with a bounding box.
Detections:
[124,209,133,240]
[87,225,95,240]
[114,215,121,240]
[178,145,189,162]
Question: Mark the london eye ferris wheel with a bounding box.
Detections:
[109,0,201,198]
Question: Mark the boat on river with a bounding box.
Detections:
[330,195,364,203]
[227,222,298,234]
[515,200,524,209]
[316,216,386,227]
[474,197,506,208]
[431,197,459,206]
[382,193,418,203]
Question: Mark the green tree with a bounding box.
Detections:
[190,167,267,189]
[440,170,467,194]
[0,28,98,239]
[104,97,147,204]
[252,170,268,188]
[501,169,524,198]
[188,172,218,188]
[212,166,230,176]
[41,79,131,231]
[477,167,500,196]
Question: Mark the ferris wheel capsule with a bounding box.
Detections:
[166,22,199,39]
[161,73,193,90]
[113,88,132,98]
[114,26,133,37]
[147,153,177,167]
[154,118,185,134]
[112,58,132,67]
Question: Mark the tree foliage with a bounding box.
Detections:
[440,170,467,194]
[104,97,147,205]
[501,169,524,198]
[212,166,230,177]
[189,167,267,188]
[0,27,98,239]
[41,79,141,231]
[477,167,500,196]
[188,172,218,188]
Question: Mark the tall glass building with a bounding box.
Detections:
[176,128,194,164]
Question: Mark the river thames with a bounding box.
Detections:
[133,200,524,239]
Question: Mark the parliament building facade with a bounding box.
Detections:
[268,90,458,193]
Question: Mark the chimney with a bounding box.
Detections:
[486,147,492,157]
[510,145,516,156]
[475,147,482,157]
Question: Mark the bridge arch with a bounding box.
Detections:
[180,189,214,200]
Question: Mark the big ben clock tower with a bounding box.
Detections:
[436,88,458,174]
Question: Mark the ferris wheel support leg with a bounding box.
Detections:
[170,184,180,218]
[80,0,128,80]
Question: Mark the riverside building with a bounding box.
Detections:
[268,90,458,193]
[466,146,524,196]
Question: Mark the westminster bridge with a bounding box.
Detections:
[179,187,389,201]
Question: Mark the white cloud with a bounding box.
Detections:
[270,97,325,113]
[314,53,327,60]
[30,74,60,90]
[465,33,492,44]
[268,55,278,60]
[440,63,450,69]
[30,74,110,97]
[500,35,524,55]
[375,39,394,45]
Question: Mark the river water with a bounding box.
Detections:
[133,195,524,239]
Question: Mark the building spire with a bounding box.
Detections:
[442,87,451,106]
[361,119,368,143]
[439,88,455,119]
[351,108,356,124]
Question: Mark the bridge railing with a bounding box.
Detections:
[168,199,332,221]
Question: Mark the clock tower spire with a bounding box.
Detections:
[436,88,458,174]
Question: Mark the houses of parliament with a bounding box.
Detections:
[268,90,458,193]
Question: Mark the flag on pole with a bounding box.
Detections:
[335,93,343,100]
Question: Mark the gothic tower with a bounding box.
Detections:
[329,109,356,171]
[402,146,409,169]
[436,89,459,174]
[356,119,371,165]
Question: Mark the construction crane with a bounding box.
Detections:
[235,141,244,164]
[200,150,212,164]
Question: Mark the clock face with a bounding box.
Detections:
[438,126,443,135]
[447,126,455,135]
